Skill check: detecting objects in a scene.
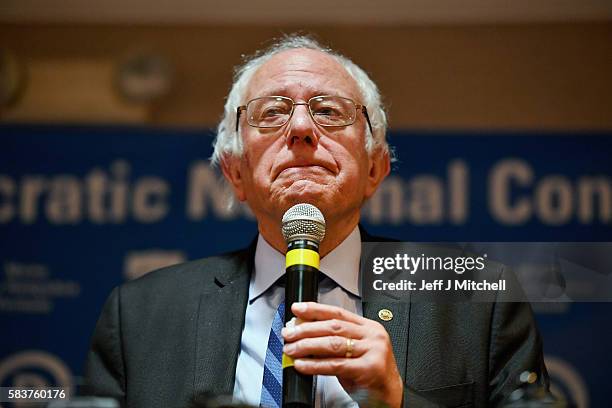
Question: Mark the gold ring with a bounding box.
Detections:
[345,338,354,358]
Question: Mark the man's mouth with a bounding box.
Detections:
[275,163,334,179]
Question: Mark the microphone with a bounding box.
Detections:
[281,203,326,408]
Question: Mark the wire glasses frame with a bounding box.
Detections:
[235,95,374,135]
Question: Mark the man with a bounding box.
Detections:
[84,36,548,407]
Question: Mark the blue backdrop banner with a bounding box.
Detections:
[1,125,610,407]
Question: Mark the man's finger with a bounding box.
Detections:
[282,319,364,342]
[290,302,363,324]
[292,357,362,377]
[284,336,365,359]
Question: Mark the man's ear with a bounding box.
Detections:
[220,154,247,202]
[364,147,391,199]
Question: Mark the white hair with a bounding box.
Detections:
[211,35,390,166]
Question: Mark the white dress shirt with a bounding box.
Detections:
[233,226,362,408]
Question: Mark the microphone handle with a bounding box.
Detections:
[283,239,320,408]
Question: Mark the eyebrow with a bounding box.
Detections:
[249,86,344,100]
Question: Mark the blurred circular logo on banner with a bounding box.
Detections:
[545,355,589,408]
[0,350,73,405]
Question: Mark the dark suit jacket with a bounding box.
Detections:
[84,234,548,408]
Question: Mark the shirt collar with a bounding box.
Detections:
[251,225,361,302]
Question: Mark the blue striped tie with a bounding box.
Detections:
[260,301,285,408]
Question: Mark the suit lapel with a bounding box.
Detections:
[362,299,410,377]
[360,225,411,378]
[193,246,254,395]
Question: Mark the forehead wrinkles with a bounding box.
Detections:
[245,50,360,102]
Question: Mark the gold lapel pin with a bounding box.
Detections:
[378,308,393,321]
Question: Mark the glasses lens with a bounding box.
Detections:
[247,97,293,128]
[309,96,356,126]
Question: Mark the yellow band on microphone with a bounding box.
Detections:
[285,249,320,269]
[282,353,294,369]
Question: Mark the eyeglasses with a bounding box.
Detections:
[236,95,373,135]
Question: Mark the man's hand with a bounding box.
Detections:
[281,302,404,408]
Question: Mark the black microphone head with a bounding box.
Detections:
[281,203,326,245]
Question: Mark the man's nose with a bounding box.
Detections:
[286,104,319,148]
